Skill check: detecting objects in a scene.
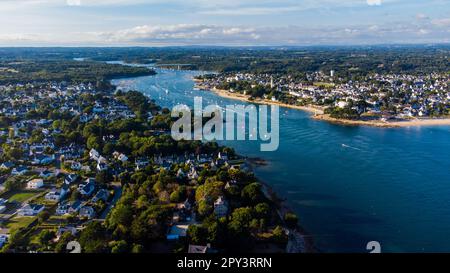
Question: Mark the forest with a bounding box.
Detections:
[0,59,155,85]
[1,45,448,81]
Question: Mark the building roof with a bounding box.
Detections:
[188,244,210,253]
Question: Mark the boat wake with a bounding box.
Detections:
[341,144,362,151]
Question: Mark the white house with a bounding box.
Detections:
[176,169,185,179]
[56,202,70,215]
[45,187,68,202]
[135,158,149,170]
[188,167,199,180]
[188,243,212,254]
[118,153,128,162]
[39,169,58,179]
[18,204,45,216]
[336,101,349,108]
[218,152,229,161]
[96,162,108,172]
[78,179,95,196]
[0,235,8,248]
[11,166,28,176]
[0,162,14,170]
[65,174,78,185]
[92,189,109,203]
[45,190,62,201]
[27,179,44,189]
[89,149,100,161]
[214,196,229,218]
[79,206,96,219]
[56,226,77,238]
[113,152,128,162]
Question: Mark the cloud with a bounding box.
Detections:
[418,29,429,35]
[366,0,382,6]
[432,18,450,27]
[416,13,429,21]
[82,22,450,46]
[199,6,305,16]
[98,24,263,45]
[1,0,449,46]
[67,0,81,6]
[2,21,449,46]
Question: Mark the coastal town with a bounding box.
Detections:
[195,71,450,127]
[0,80,303,253]
[0,44,448,255]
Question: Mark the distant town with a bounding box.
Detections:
[195,71,450,125]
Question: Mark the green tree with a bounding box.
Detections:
[79,221,108,253]
[187,225,207,245]
[54,232,74,253]
[87,135,102,150]
[197,200,213,218]
[37,211,50,224]
[110,240,128,253]
[284,213,298,229]
[241,183,263,204]
[4,177,22,191]
[228,207,253,236]
[106,203,133,230]
[37,229,55,247]
[254,203,270,220]
[131,244,144,253]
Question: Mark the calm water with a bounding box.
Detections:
[112,65,450,253]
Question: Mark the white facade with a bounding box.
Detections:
[27,179,44,189]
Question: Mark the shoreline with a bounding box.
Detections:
[245,157,316,253]
[259,181,317,253]
[313,114,450,128]
[205,85,325,114]
[197,83,450,128]
[110,71,314,253]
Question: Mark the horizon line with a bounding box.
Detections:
[0,43,450,49]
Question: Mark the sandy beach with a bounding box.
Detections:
[196,83,450,128]
[313,114,450,128]
[204,85,325,114]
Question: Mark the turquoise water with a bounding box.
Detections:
[112,66,450,253]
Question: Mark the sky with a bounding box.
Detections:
[0,0,449,46]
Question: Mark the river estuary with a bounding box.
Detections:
[111,63,450,253]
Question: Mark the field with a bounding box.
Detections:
[6,191,42,203]
[6,216,37,230]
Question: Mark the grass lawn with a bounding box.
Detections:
[6,216,36,230]
[40,215,68,227]
[8,192,39,203]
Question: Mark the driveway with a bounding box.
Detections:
[99,185,122,220]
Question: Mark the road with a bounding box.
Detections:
[99,185,122,220]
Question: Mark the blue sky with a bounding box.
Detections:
[0,0,449,46]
